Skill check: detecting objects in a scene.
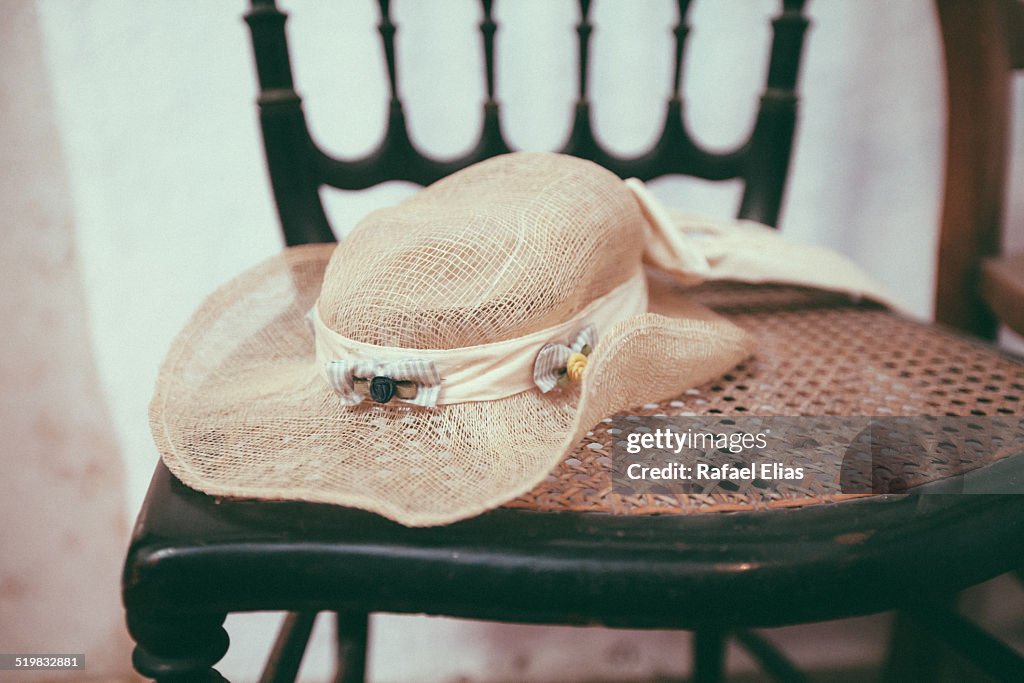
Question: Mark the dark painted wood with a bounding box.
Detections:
[125,461,1024,632]
[734,629,809,683]
[258,611,315,683]
[123,450,1024,680]
[243,0,332,247]
[242,0,810,242]
[737,0,808,226]
[333,611,368,683]
[127,610,230,681]
[905,606,1024,682]
[694,629,726,683]
[377,0,398,101]
[670,1,693,100]
[883,605,948,683]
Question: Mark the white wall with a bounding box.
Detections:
[11,0,1023,680]
[0,3,133,679]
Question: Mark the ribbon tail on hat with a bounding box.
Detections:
[625,177,900,310]
[626,178,711,285]
[533,325,596,393]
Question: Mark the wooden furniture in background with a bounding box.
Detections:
[935,0,1023,338]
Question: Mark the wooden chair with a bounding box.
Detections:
[123,1,1024,680]
[935,0,1024,338]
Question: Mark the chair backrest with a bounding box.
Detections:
[243,0,1021,341]
[244,0,810,246]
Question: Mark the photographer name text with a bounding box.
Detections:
[623,426,804,481]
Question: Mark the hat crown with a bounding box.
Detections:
[318,153,646,349]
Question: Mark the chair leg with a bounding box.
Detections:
[884,610,943,683]
[733,629,808,683]
[259,612,317,683]
[694,629,726,683]
[127,611,230,682]
[903,606,1024,682]
[333,610,369,683]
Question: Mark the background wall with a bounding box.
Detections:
[0,3,132,679]
[3,0,1021,680]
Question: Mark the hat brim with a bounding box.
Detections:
[152,244,754,526]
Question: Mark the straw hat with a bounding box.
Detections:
[151,152,755,526]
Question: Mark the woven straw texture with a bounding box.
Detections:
[508,278,1024,514]
[320,153,641,347]
[152,154,754,526]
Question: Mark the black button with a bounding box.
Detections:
[369,376,397,404]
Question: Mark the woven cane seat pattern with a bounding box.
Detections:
[507,283,1024,514]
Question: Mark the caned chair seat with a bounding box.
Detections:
[511,283,1024,514]
[124,286,1024,680]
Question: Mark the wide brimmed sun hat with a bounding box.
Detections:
[151,152,884,526]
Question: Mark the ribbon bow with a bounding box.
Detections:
[326,359,441,407]
[532,325,597,393]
